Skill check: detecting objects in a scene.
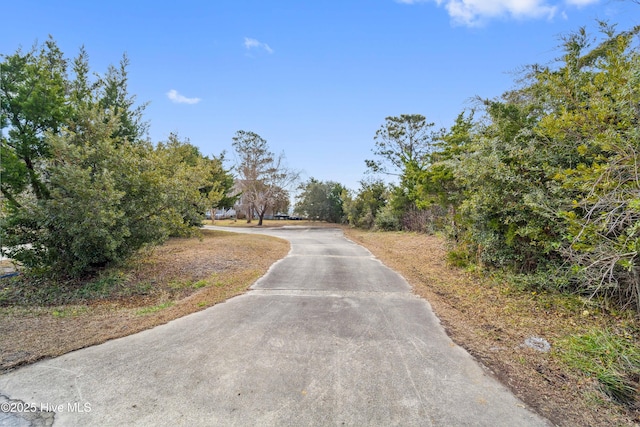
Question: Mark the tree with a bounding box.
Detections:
[98,54,149,144]
[366,114,437,176]
[2,111,227,276]
[2,106,149,275]
[153,133,221,232]
[270,185,291,217]
[295,178,346,223]
[345,179,388,229]
[453,97,557,269]
[417,111,475,238]
[199,151,239,220]
[1,38,148,210]
[548,23,640,309]
[1,37,69,204]
[231,130,298,226]
[1,39,229,277]
[433,22,640,310]
[366,114,440,228]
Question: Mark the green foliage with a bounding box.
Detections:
[1,37,69,202]
[355,22,640,311]
[366,114,437,176]
[433,23,640,310]
[366,114,440,220]
[0,267,149,306]
[558,328,640,405]
[418,111,474,210]
[75,272,128,299]
[344,179,388,229]
[153,133,226,233]
[374,204,401,231]
[294,178,346,223]
[509,267,573,293]
[1,38,234,278]
[552,24,640,310]
[2,108,221,276]
[446,249,473,269]
[364,113,462,234]
[446,87,577,271]
[191,279,208,289]
[136,301,174,316]
[201,151,239,211]
[51,306,89,318]
[97,54,149,144]
[169,278,208,290]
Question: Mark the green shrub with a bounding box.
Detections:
[375,205,401,231]
[558,328,640,405]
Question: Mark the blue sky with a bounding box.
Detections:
[1,0,637,192]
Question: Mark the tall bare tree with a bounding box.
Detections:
[231,130,298,225]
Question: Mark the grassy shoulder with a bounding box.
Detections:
[343,228,639,427]
[0,229,289,373]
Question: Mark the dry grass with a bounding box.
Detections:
[0,229,289,373]
[344,228,640,427]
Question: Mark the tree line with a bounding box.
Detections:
[295,22,640,312]
[3,22,640,313]
[0,38,311,278]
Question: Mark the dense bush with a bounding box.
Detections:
[356,23,640,310]
[374,204,401,231]
[1,39,232,277]
[295,178,346,223]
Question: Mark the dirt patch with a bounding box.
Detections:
[0,229,289,373]
[343,228,639,427]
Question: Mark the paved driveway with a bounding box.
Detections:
[0,226,550,426]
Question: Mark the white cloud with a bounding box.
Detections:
[449,0,557,25]
[166,89,201,105]
[397,0,599,26]
[564,0,598,6]
[244,37,274,54]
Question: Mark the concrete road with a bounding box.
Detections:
[0,226,550,426]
